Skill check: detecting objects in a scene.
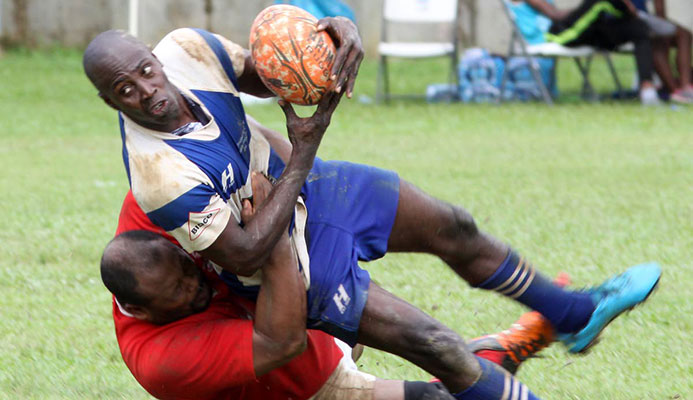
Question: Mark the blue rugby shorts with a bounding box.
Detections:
[302,159,400,346]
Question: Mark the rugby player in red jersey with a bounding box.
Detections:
[102,177,556,400]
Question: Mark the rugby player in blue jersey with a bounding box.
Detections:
[83,19,660,400]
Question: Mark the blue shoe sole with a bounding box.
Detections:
[566,262,662,353]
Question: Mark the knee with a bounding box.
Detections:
[406,322,481,379]
[439,205,480,243]
[428,326,479,374]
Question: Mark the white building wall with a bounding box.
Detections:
[0,0,691,56]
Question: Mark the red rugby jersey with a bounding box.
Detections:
[112,191,342,400]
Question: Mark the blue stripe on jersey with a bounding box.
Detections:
[191,29,252,166]
[163,131,247,201]
[119,114,132,185]
[146,183,216,231]
[191,89,251,165]
[192,29,240,90]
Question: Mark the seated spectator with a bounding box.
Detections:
[515,0,660,105]
[632,0,693,103]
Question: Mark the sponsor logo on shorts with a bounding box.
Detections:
[333,284,351,314]
[188,208,220,241]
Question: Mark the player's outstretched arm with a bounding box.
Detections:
[200,90,344,276]
[243,172,308,376]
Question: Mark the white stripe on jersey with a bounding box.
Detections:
[155,28,246,95]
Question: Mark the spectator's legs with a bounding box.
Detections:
[633,38,660,105]
[551,2,659,104]
[674,26,692,89]
[624,20,655,85]
[652,37,678,92]
[595,16,658,103]
[650,24,693,102]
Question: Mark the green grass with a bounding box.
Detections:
[0,48,691,399]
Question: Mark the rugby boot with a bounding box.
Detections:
[467,311,554,374]
[467,273,570,374]
[560,262,661,353]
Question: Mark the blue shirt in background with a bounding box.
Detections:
[507,0,554,44]
[631,0,648,12]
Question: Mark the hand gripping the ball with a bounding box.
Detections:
[250,5,363,105]
[316,17,364,99]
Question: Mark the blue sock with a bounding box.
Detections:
[476,251,595,334]
[453,357,541,399]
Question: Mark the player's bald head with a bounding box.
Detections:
[101,230,171,306]
[101,230,212,324]
[83,30,151,92]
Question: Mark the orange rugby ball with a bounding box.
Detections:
[249,5,336,105]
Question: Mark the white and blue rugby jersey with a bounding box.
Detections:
[120,28,310,289]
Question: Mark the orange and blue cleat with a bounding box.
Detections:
[466,273,571,374]
[467,311,554,374]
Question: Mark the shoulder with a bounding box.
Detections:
[156,28,240,65]
[154,28,247,92]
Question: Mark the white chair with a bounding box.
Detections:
[499,0,626,104]
[377,0,460,103]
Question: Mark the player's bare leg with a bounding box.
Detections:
[358,278,563,382]
[387,179,661,354]
[357,283,481,392]
[357,283,543,399]
[387,180,507,285]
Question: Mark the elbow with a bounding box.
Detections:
[284,331,308,359]
[234,263,263,277]
[218,248,269,277]
[234,242,273,276]
[233,255,267,277]
[276,332,308,363]
[205,235,272,277]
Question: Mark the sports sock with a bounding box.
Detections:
[452,357,541,399]
[475,251,595,334]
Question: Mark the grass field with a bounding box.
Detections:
[0,48,691,399]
